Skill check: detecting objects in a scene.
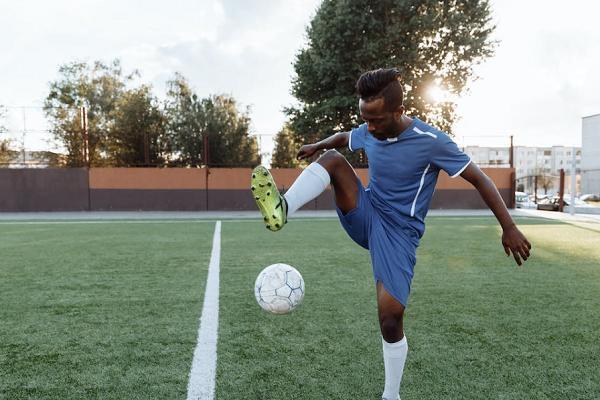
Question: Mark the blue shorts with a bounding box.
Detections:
[336,179,419,307]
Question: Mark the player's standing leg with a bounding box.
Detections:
[377,281,407,400]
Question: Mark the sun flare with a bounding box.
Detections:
[426,82,454,103]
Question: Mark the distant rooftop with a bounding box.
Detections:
[582,113,600,119]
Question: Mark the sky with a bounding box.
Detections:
[1,0,599,155]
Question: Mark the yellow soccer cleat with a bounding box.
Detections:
[251,166,287,232]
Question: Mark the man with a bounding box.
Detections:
[251,68,531,400]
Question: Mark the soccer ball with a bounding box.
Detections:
[254,263,305,314]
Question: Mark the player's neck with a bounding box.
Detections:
[395,115,413,136]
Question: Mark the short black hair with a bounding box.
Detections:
[356,68,403,111]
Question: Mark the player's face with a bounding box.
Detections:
[359,98,402,140]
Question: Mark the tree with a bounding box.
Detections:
[540,176,553,195]
[288,0,496,163]
[0,105,15,166]
[107,85,167,166]
[164,74,260,167]
[164,74,204,166]
[200,95,260,167]
[535,168,554,195]
[44,60,135,166]
[271,124,301,168]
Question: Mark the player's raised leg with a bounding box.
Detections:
[310,149,360,215]
[377,281,407,400]
[251,149,360,231]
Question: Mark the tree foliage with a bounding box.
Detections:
[107,85,166,166]
[288,0,496,158]
[164,74,204,166]
[44,61,260,167]
[200,95,260,167]
[44,60,134,167]
[164,74,260,167]
[0,105,15,166]
[271,124,301,168]
[534,168,554,195]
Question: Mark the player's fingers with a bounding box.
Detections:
[521,244,530,258]
[503,243,510,257]
[512,250,522,266]
[518,247,528,261]
[526,239,532,249]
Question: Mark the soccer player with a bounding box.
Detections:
[251,68,531,400]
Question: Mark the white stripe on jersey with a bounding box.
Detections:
[413,127,438,139]
[410,163,431,217]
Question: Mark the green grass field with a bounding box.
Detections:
[1,217,599,399]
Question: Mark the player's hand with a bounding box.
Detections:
[501,225,532,266]
[296,144,319,160]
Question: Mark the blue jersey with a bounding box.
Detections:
[349,117,471,237]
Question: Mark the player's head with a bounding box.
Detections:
[356,68,404,139]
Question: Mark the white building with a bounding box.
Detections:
[465,146,511,167]
[581,114,600,194]
[463,145,581,194]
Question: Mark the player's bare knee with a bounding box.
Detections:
[317,149,344,169]
[321,149,341,158]
[379,315,403,342]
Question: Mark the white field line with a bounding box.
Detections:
[187,221,221,400]
[0,220,220,225]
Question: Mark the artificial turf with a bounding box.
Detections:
[1,217,598,399]
[217,217,600,400]
[0,221,215,399]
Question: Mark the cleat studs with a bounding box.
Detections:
[267,182,272,187]
[275,223,280,228]
[259,183,264,187]
[272,215,276,219]
[251,186,255,191]
[252,174,256,179]
[255,196,260,200]
[266,225,271,229]
[263,172,268,176]
[267,192,271,196]
[264,216,268,222]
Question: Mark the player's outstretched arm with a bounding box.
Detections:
[460,162,532,266]
[296,131,350,160]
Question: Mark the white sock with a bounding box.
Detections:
[283,162,330,215]
[382,336,408,400]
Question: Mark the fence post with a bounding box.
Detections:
[558,169,565,212]
[509,135,514,169]
[510,170,516,208]
[80,107,89,167]
[204,134,210,211]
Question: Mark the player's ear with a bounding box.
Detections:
[394,105,405,118]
